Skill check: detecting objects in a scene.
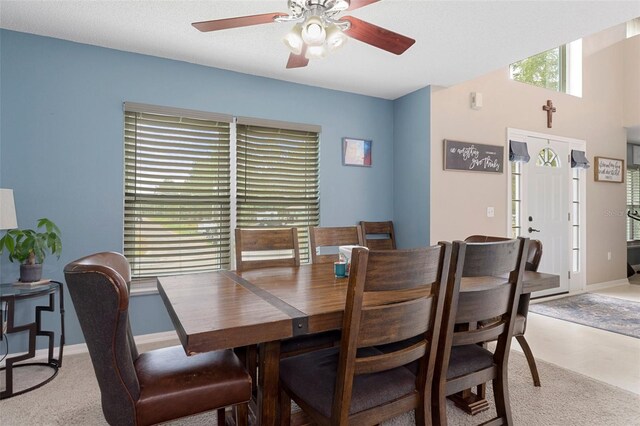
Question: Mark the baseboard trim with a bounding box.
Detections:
[529,278,631,304]
[586,278,630,291]
[1,330,178,366]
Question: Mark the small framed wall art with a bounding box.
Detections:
[594,156,624,183]
[342,137,372,167]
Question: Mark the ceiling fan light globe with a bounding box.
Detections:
[305,44,328,59]
[326,24,347,51]
[283,24,304,55]
[301,16,326,46]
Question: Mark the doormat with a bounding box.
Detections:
[529,293,640,339]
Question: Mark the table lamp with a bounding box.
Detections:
[0,189,18,231]
[0,188,18,283]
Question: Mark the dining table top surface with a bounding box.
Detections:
[157,263,559,356]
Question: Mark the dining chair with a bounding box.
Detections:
[309,225,364,264]
[64,252,251,426]
[465,234,543,386]
[235,227,301,392]
[279,244,451,425]
[235,227,300,271]
[359,220,396,250]
[431,238,528,426]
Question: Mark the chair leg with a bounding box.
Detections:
[415,394,429,426]
[516,334,541,387]
[431,385,448,426]
[217,408,226,426]
[279,387,291,426]
[492,365,513,425]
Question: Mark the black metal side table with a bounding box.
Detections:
[0,280,65,399]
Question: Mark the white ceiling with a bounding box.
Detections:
[1,1,639,100]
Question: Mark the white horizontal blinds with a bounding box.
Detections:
[236,123,320,263]
[627,169,640,240]
[124,110,232,277]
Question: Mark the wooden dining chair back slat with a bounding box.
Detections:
[235,228,300,271]
[360,220,396,250]
[464,234,543,387]
[432,238,528,426]
[279,244,452,426]
[309,226,364,264]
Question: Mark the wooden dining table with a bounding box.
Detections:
[158,263,559,426]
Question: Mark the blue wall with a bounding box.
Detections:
[1,30,429,349]
[393,87,431,248]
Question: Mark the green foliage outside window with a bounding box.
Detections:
[510,46,565,92]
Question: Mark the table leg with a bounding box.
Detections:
[258,340,281,426]
[448,388,490,415]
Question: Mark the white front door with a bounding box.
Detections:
[524,136,571,297]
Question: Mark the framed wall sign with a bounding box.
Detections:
[342,137,372,167]
[594,156,624,183]
[444,139,504,173]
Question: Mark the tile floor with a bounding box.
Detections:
[520,284,640,394]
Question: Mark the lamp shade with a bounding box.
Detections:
[0,189,18,230]
[301,16,326,46]
[283,24,304,55]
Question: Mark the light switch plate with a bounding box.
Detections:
[487,207,495,217]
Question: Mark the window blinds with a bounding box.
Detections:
[627,169,640,241]
[236,123,320,263]
[124,110,232,277]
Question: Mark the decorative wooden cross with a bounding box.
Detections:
[542,100,556,128]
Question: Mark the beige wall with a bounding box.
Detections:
[431,30,632,286]
[623,35,640,127]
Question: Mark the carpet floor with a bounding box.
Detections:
[530,293,640,339]
[1,344,639,426]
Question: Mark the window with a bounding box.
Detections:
[536,147,560,168]
[627,168,640,241]
[124,103,320,279]
[510,39,582,97]
[572,168,580,272]
[511,161,522,238]
[511,46,566,92]
[236,122,319,264]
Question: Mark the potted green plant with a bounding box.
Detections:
[0,218,62,282]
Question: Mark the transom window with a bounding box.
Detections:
[536,147,560,168]
[510,39,582,97]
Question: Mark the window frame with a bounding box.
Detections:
[123,103,321,293]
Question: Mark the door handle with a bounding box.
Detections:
[528,227,540,233]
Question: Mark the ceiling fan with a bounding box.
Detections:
[192,0,415,69]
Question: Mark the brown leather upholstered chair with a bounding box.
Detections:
[309,225,364,264]
[360,220,396,250]
[279,244,451,425]
[432,238,528,425]
[235,227,300,271]
[465,235,543,386]
[64,252,251,426]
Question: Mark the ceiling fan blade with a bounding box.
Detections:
[286,46,309,69]
[346,0,381,11]
[192,12,286,32]
[341,16,415,55]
